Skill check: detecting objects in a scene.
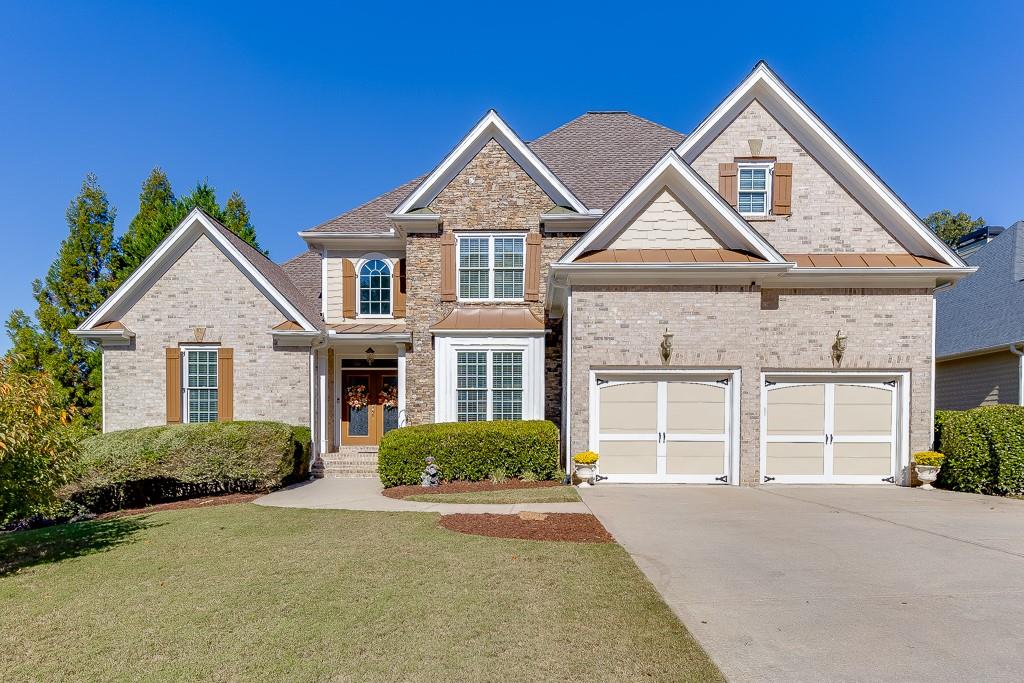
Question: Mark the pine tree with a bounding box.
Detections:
[114,168,176,283]
[222,191,264,254]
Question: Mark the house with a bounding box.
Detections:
[72,62,972,486]
[936,220,1024,410]
[955,224,1005,257]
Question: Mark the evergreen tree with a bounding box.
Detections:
[114,168,176,283]
[222,191,263,254]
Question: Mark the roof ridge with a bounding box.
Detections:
[529,111,685,146]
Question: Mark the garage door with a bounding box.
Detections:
[596,376,733,483]
[762,380,897,484]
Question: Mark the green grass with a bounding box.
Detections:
[0,504,722,682]
[404,485,581,504]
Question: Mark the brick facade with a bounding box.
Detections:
[104,234,309,431]
[569,286,934,484]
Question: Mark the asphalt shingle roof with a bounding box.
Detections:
[936,220,1024,357]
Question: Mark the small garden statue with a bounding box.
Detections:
[420,456,441,487]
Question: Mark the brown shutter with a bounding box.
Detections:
[772,162,793,215]
[342,259,356,318]
[165,347,181,424]
[440,232,456,302]
[525,232,542,301]
[392,258,406,317]
[719,163,738,206]
[217,348,233,422]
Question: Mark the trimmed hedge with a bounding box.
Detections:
[934,406,1024,495]
[378,420,559,487]
[65,421,310,513]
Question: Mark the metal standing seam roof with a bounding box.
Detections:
[329,322,408,335]
[429,308,545,332]
[783,253,950,268]
[936,221,1024,358]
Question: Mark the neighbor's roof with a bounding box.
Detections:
[304,112,685,234]
[936,221,1024,358]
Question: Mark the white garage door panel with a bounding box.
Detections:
[667,441,726,475]
[666,382,726,434]
[833,442,891,476]
[600,382,658,434]
[767,384,825,436]
[599,440,658,475]
[833,385,892,436]
[767,442,825,476]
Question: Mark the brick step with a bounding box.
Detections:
[322,458,379,466]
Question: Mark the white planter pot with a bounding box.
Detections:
[915,465,939,490]
[575,463,597,486]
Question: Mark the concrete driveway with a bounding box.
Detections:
[581,485,1024,682]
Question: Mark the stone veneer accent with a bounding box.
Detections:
[404,138,571,425]
[569,285,933,484]
[691,100,907,254]
[104,234,309,432]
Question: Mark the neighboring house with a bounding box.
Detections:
[936,221,1024,410]
[955,225,1005,257]
[73,62,972,486]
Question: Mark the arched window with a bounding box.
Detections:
[359,259,392,315]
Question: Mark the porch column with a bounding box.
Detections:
[317,347,328,454]
[397,343,407,427]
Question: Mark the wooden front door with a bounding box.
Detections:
[341,371,399,445]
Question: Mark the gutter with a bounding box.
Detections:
[69,328,134,345]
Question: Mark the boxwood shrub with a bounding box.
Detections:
[378,420,559,487]
[934,406,1024,495]
[65,421,310,513]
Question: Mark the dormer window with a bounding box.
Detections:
[457,234,525,301]
[359,259,392,316]
[738,163,772,216]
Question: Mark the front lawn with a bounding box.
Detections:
[404,486,581,504]
[0,504,721,682]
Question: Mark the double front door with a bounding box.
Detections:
[342,371,399,445]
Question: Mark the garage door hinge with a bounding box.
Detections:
[596,378,608,385]
[764,380,776,387]
[883,380,896,387]
[763,475,776,483]
[881,476,895,483]
[716,378,730,385]
[715,475,728,483]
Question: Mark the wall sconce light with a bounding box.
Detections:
[365,347,376,365]
[660,330,674,365]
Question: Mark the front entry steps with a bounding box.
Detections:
[313,446,379,479]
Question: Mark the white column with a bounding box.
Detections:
[317,348,328,454]
[397,343,407,427]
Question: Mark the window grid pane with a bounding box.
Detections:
[738,192,766,214]
[457,351,488,421]
[491,351,523,421]
[186,350,218,423]
[493,238,524,299]
[458,238,490,299]
[359,259,391,315]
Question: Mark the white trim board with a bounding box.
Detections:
[677,61,966,268]
[393,110,588,216]
[78,208,319,333]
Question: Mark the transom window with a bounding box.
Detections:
[457,234,525,300]
[738,163,772,216]
[184,347,218,423]
[359,259,392,316]
[456,350,523,421]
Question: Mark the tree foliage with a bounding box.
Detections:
[0,356,80,524]
[924,209,985,247]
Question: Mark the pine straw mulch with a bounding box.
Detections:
[439,512,613,543]
[97,493,261,520]
[382,479,564,500]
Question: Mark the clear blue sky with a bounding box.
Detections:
[2,1,1021,352]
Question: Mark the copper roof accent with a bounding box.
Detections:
[575,248,767,264]
[430,307,545,332]
[94,320,127,330]
[273,321,304,331]
[330,322,408,334]
[784,253,950,268]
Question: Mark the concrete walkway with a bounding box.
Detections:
[582,485,1024,683]
[254,477,589,515]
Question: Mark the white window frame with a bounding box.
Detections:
[454,349,524,422]
[737,162,773,217]
[456,233,526,302]
[434,334,544,422]
[182,345,219,424]
[355,254,393,319]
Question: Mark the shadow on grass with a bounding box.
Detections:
[0,515,157,576]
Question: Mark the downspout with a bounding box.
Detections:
[1009,343,1024,405]
[309,331,328,477]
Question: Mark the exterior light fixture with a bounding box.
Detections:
[365,347,376,365]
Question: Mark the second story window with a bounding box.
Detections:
[457,234,525,301]
[359,259,392,316]
[738,163,772,216]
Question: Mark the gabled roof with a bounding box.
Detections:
[393,110,588,215]
[303,112,686,234]
[281,248,323,309]
[937,221,1024,358]
[560,150,785,264]
[78,208,322,333]
[677,61,966,268]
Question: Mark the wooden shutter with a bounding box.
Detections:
[772,162,793,215]
[217,348,233,422]
[392,258,407,317]
[165,347,181,424]
[719,163,738,206]
[525,232,542,301]
[342,259,356,318]
[440,232,456,302]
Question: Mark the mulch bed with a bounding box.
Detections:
[382,479,564,500]
[97,493,260,520]
[439,513,613,543]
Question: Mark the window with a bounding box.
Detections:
[457,234,525,300]
[184,347,218,423]
[359,259,391,316]
[456,350,523,421]
[738,163,772,216]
